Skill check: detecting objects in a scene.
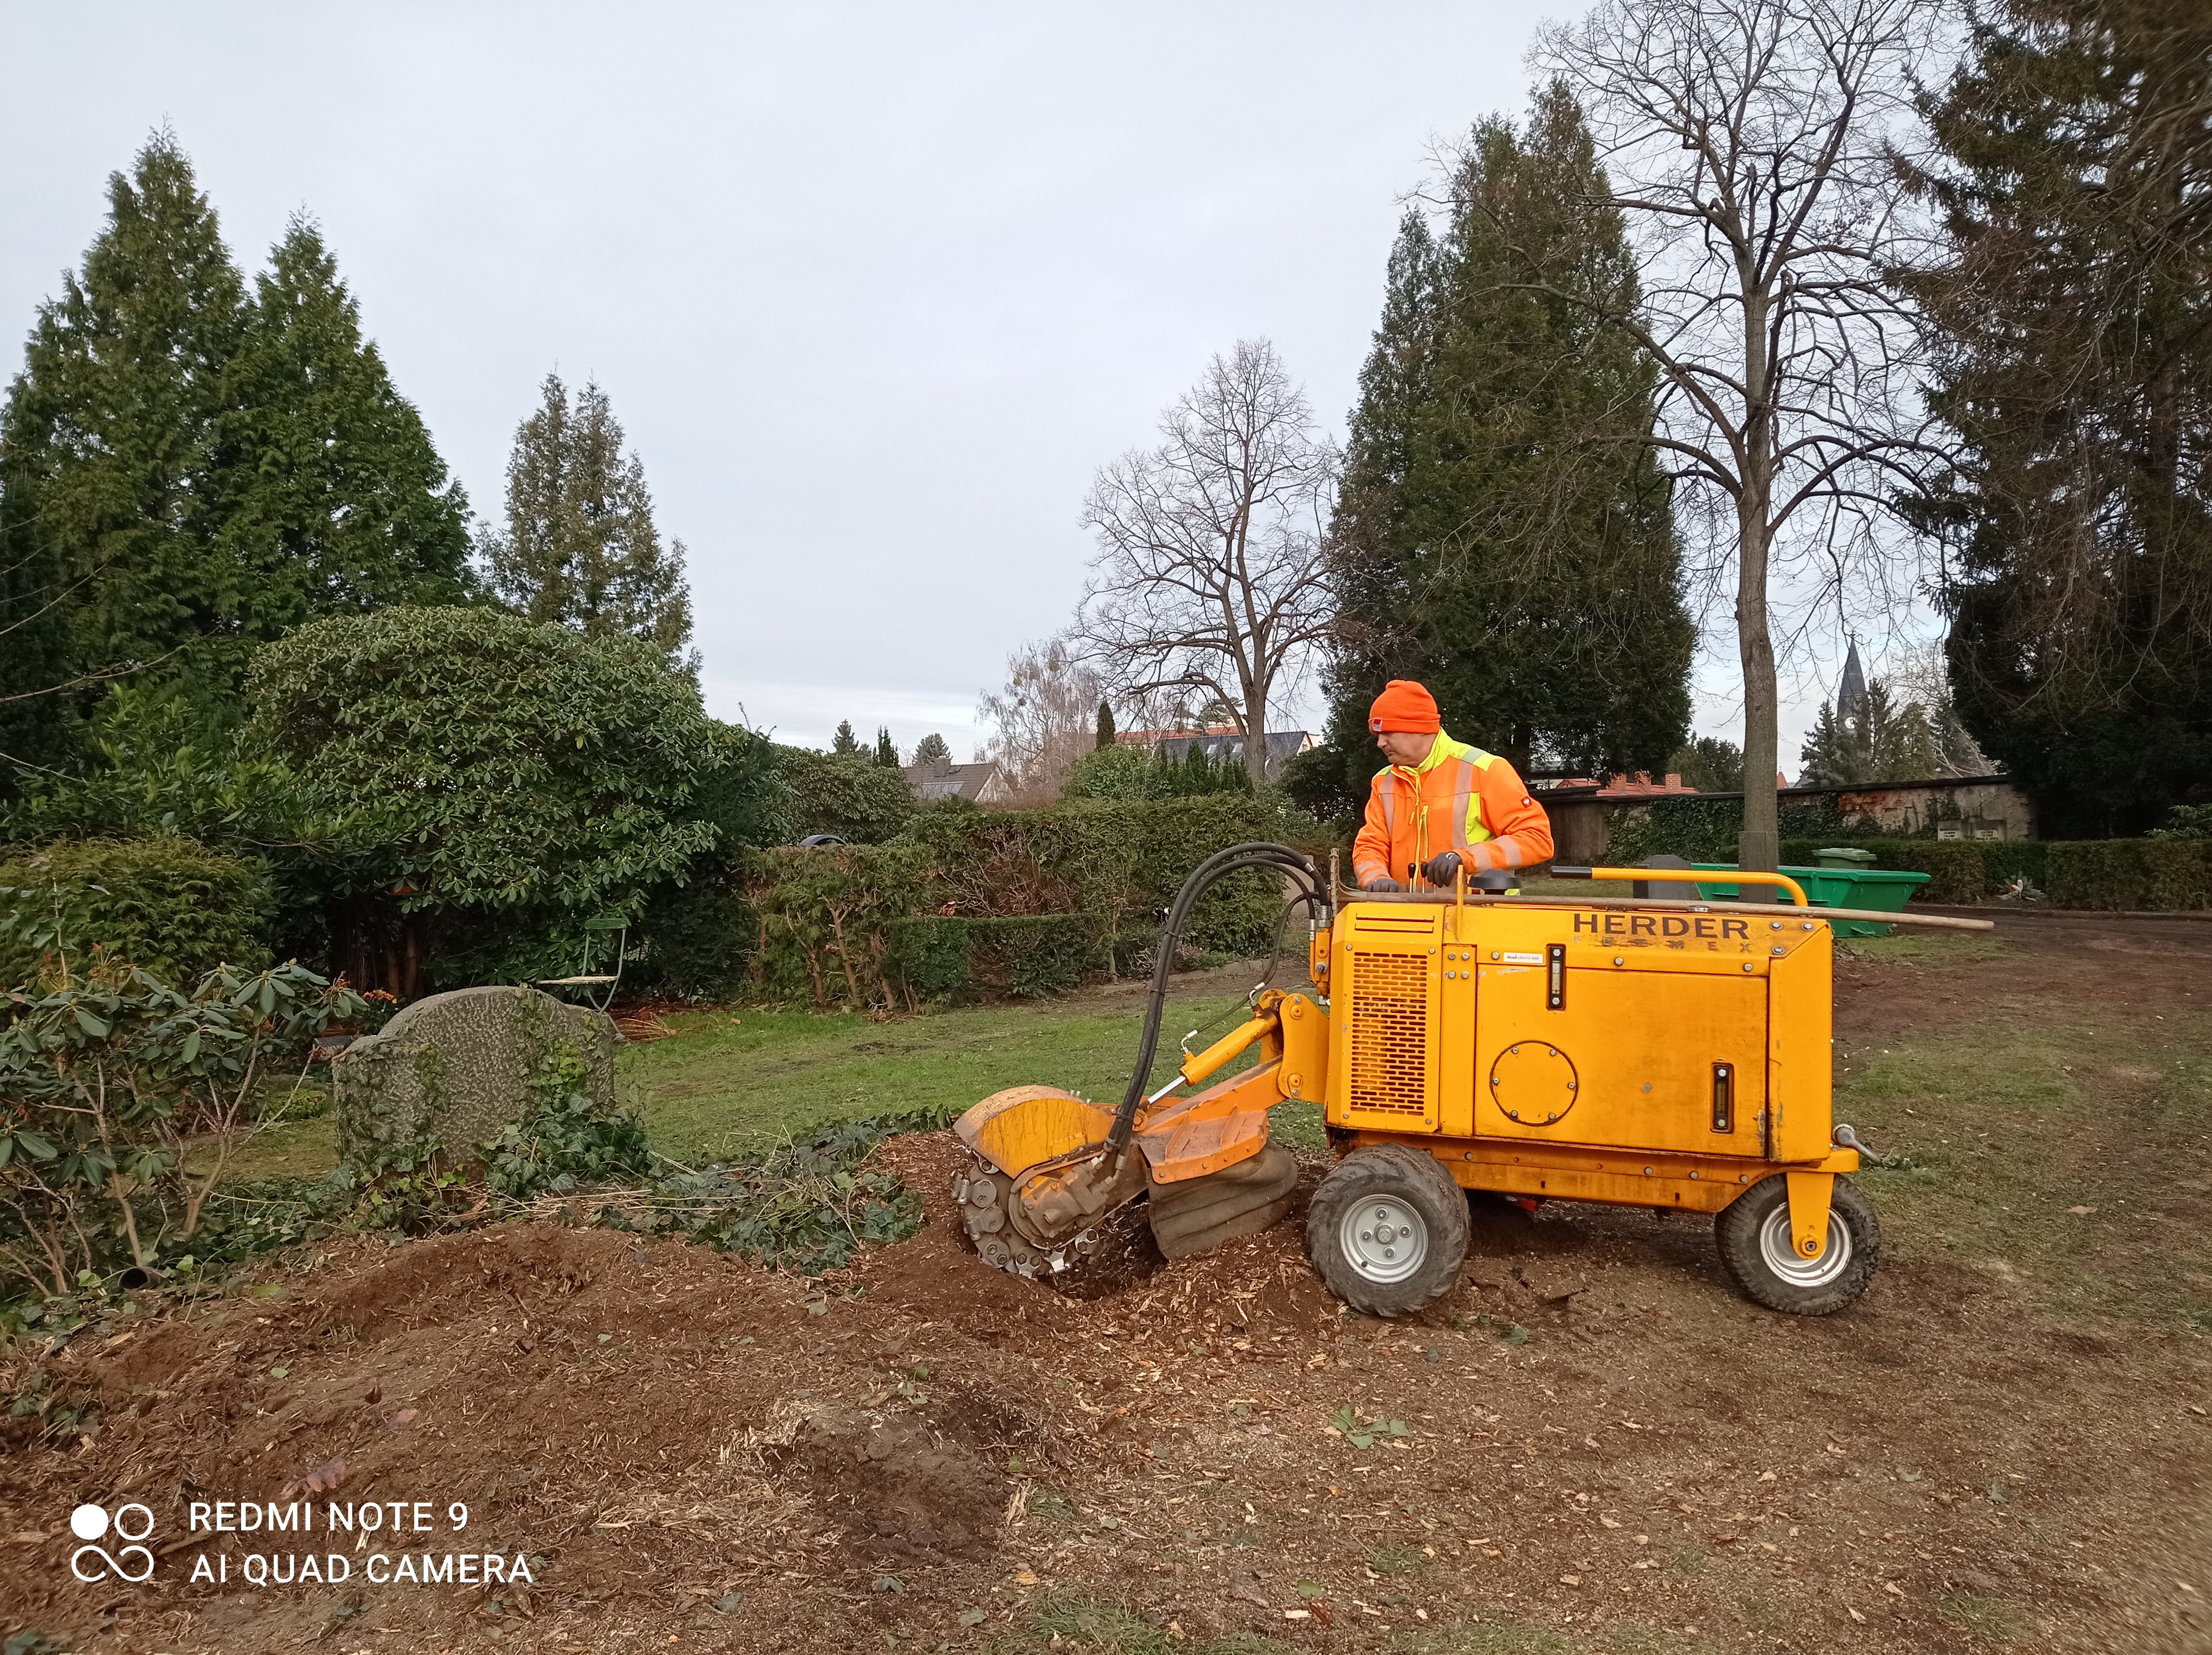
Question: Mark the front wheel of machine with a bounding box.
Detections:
[1305,1144,1469,1318]
[1715,1175,1881,1315]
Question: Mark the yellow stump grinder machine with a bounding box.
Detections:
[951,843,1992,1318]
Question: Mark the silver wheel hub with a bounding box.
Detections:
[1756,1202,1852,1288]
[1340,1198,1427,1284]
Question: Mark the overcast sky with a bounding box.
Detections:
[2,2,1894,769]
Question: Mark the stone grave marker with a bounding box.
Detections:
[332,985,616,1164]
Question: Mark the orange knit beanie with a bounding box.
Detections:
[1368,679,1441,734]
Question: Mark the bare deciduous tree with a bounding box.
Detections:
[1074,340,1338,785]
[976,637,1105,804]
[1533,0,1948,875]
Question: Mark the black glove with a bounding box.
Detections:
[1421,850,1463,887]
[1365,877,1405,893]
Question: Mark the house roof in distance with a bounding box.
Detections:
[902,759,1008,803]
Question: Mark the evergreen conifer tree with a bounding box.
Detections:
[481,374,695,660]
[912,732,952,767]
[0,132,247,748]
[219,217,476,625]
[1322,86,1693,792]
[1,137,484,778]
[1901,0,2212,833]
[1663,736,1744,794]
[831,720,862,757]
[873,727,898,766]
[1095,700,1116,750]
[1798,683,1939,787]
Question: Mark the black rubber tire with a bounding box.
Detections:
[1715,1175,1881,1315]
[1304,1144,1469,1317]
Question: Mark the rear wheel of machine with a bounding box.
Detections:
[1715,1175,1881,1315]
[1305,1144,1469,1317]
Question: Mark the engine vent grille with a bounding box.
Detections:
[1348,952,1430,1117]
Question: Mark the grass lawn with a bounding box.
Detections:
[221,965,1325,1182]
[619,970,1328,1167]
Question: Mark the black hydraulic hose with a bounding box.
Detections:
[1103,842,1323,1167]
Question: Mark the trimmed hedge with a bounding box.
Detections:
[1603,794,2211,910]
[1768,836,2211,910]
[1775,839,1992,904]
[732,794,1319,1009]
[2046,839,2210,910]
[885,914,1103,1005]
[904,794,1294,959]
[741,842,932,1008]
[0,836,273,987]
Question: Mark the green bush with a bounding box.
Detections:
[0,837,272,988]
[2143,839,2212,909]
[625,875,754,1002]
[1777,839,1992,903]
[1280,741,1367,824]
[975,914,1103,997]
[741,842,933,1008]
[248,607,780,996]
[2149,804,2212,839]
[731,794,1314,1008]
[774,745,915,844]
[2043,839,2211,910]
[883,915,973,1002]
[885,914,1102,1005]
[0,956,361,1295]
[906,794,1291,960]
[1062,743,1156,801]
[1773,835,2210,910]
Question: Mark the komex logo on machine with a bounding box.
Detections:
[69,1502,156,1583]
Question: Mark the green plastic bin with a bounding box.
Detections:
[1687,862,1931,937]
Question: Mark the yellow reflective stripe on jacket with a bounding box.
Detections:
[1430,738,1496,852]
[1375,734,1499,864]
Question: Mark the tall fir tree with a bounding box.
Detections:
[481,374,694,660]
[1798,683,1940,787]
[0,132,247,759]
[218,217,477,625]
[1322,85,1693,790]
[831,720,862,757]
[873,726,898,766]
[1902,0,2212,834]
[1,136,486,779]
[911,732,952,767]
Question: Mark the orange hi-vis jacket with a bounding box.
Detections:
[1352,732,1554,888]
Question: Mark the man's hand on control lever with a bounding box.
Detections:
[1364,877,1406,893]
[1421,850,1462,887]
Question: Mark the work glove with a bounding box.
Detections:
[1421,850,1463,887]
[1365,877,1406,893]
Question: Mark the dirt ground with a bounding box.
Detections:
[3,912,2209,1655]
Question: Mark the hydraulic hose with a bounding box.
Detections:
[1103,842,1324,1168]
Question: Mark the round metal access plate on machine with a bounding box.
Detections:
[1489,1042,1580,1126]
[1338,1198,1428,1284]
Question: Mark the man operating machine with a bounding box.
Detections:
[1353,679,1553,893]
